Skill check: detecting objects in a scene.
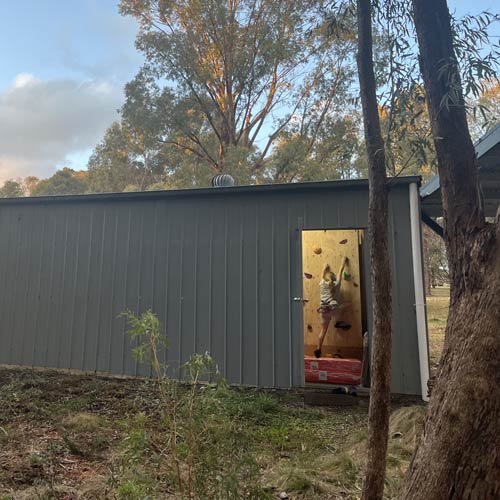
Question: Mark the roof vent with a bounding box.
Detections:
[211,174,235,187]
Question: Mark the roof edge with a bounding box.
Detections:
[0,176,421,206]
[422,124,500,199]
[474,122,500,158]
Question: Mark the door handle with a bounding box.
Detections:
[293,297,309,303]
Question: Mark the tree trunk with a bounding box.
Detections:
[400,1,500,498]
[356,1,393,499]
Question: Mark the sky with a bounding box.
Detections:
[0,0,142,182]
[0,0,497,183]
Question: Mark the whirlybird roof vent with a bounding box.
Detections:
[211,174,235,187]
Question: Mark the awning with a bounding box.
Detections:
[421,123,500,218]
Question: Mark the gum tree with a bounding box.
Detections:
[356,0,392,497]
[400,1,500,497]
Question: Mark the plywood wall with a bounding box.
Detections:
[302,229,364,359]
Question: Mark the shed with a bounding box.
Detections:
[421,123,500,220]
[0,176,429,397]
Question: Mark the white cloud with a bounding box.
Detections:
[0,74,123,182]
[13,73,37,89]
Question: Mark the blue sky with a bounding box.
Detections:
[0,0,497,182]
[0,0,142,181]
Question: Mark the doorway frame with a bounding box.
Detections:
[292,224,369,387]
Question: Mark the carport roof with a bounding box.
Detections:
[421,123,500,217]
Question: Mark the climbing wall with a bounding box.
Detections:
[302,229,364,360]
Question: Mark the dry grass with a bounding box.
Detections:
[0,368,427,499]
[267,405,426,499]
[0,290,449,499]
[426,286,450,371]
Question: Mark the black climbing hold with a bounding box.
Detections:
[334,321,351,331]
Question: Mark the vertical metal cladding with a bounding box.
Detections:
[0,179,423,395]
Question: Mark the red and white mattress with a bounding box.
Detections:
[305,356,362,385]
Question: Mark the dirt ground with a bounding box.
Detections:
[0,291,448,500]
[0,367,426,500]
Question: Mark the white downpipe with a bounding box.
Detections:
[409,182,430,401]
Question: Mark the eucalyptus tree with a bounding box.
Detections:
[401,2,500,497]
[118,0,357,177]
[356,1,392,498]
[352,0,500,498]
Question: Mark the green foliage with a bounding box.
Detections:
[266,114,367,182]
[121,308,274,498]
[0,179,25,198]
[451,12,500,101]
[0,177,40,198]
[30,168,88,196]
[122,413,151,463]
[87,119,167,193]
[379,85,437,179]
[84,0,499,189]
[82,0,364,188]
[120,309,166,370]
[371,2,500,155]
[116,478,150,500]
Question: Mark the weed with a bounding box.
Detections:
[121,309,275,499]
[116,479,149,500]
[122,412,151,463]
[286,473,320,493]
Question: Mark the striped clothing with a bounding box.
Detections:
[319,279,341,309]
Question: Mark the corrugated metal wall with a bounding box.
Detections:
[0,180,423,394]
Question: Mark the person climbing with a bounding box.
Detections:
[314,256,349,358]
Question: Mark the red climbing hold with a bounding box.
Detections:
[340,239,348,244]
[304,273,313,279]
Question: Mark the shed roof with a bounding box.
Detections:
[0,175,421,206]
[421,123,500,217]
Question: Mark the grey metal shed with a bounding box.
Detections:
[0,176,429,397]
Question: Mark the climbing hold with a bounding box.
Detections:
[343,272,352,281]
[339,239,348,244]
[313,247,322,254]
[335,321,352,331]
[353,282,359,288]
[304,272,313,279]
[307,324,313,332]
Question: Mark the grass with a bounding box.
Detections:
[0,368,425,499]
[0,296,449,499]
[426,286,450,371]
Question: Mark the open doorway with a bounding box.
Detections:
[302,229,366,386]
